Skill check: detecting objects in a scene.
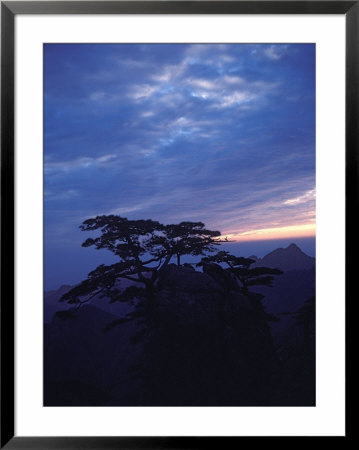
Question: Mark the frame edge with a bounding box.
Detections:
[1,2,15,448]
[1,0,355,446]
[345,0,358,440]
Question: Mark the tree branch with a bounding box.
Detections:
[121,275,142,282]
[74,287,105,310]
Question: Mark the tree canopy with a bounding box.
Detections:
[162,221,224,266]
[197,250,282,291]
[61,215,224,309]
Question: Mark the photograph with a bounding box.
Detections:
[43,43,316,407]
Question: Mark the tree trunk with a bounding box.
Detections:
[145,281,155,323]
[177,254,181,266]
[141,281,156,406]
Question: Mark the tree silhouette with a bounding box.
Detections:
[197,250,282,344]
[61,215,223,333]
[58,217,294,405]
[59,215,226,404]
[288,295,315,351]
[164,221,224,266]
[197,250,282,292]
[62,216,162,307]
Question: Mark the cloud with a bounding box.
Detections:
[263,45,289,60]
[152,64,187,83]
[141,111,155,118]
[45,154,117,173]
[82,46,279,120]
[45,189,79,201]
[283,189,316,206]
[214,91,257,109]
[184,74,277,110]
[187,78,218,90]
[128,84,159,100]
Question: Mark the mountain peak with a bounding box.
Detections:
[252,243,315,272]
[288,243,299,249]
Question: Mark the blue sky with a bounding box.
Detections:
[44,44,315,289]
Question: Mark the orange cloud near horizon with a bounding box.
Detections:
[222,223,316,242]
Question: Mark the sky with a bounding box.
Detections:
[44,44,315,289]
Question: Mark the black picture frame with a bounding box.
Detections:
[1,1,354,447]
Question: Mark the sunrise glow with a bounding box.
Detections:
[223,223,316,242]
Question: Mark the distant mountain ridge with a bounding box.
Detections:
[252,243,315,272]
